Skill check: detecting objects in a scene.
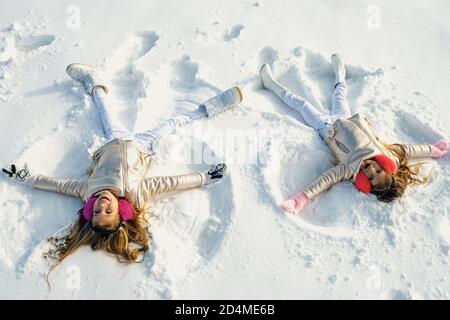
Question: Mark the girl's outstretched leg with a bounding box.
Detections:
[65,63,131,140]
[330,54,352,118]
[134,106,207,152]
[92,87,131,140]
[261,64,331,138]
[66,63,109,95]
[280,90,332,135]
[260,64,288,100]
[331,83,351,118]
[134,87,243,152]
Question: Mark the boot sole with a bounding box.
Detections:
[65,63,109,94]
[235,86,244,103]
[330,54,344,66]
[66,62,96,74]
[259,63,271,76]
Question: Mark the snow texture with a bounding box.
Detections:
[0,0,449,299]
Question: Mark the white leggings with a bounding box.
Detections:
[92,87,207,152]
[280,83,352,139]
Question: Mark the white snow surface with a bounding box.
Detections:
[0,0,449,299]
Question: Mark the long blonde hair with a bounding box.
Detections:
[373,143,429,202]
[44,202,151,285]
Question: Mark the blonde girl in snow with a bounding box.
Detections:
[260,54,448,213]
[2,63,243,270]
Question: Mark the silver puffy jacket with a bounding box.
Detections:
[301,113,432,199]
[31,138,204,208]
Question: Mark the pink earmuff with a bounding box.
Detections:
[83,196,134,221]
[118,199,134,221]
[83,196,97,220]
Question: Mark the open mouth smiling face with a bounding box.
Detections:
[91,190,120,228]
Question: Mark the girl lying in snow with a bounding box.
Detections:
[260,54,448,213]
[2,63,243,272]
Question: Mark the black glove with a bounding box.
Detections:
[202,163,227,185]
[2,164,31,182]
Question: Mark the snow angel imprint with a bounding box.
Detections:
[259,54,448,213]
[2,63,243,276]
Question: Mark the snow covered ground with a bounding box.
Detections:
[0,0,449,299]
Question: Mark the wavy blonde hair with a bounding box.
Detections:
[372,143,429,202]
[44,200,152,286]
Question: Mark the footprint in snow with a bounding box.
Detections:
[223,24,244,42]
[132,31,160,61]
[16,34,55,52]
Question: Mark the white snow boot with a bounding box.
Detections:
[66,63,109,95]
[260,64,287,99]
[331,54,346,86]
[201,86,243,117]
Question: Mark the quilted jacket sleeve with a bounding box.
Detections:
[32,174,87,199]
[301,164,353,200]
[141,172,204,197]
[391,143,433,159]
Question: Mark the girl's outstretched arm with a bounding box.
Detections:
[282,163,353,213]
[2,163,87,198]
[392,139,448,159]
[301,163,353,200]
[142,163,227,197]
[141,172,204,197]
[32,175,87,198]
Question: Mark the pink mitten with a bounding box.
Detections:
[431,139,449,158]
[281,192,308,213]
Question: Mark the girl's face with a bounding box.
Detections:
[92,190,120,228]
[362,159,391,191]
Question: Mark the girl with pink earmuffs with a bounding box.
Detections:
[2,63,243,271]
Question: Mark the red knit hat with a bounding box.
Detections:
[354,154,397,193]
[373,154,397,174]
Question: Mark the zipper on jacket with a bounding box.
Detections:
[327,127,337,140]
[120,140,128,195]
[353,117,379,148]
[335,139,349,153]
[125,141,129,193]
[352,117,396,165]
